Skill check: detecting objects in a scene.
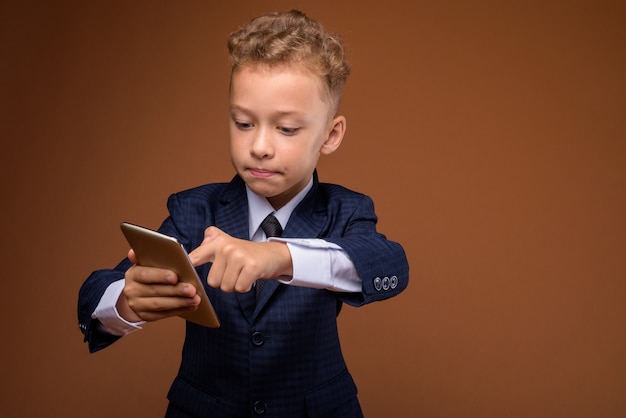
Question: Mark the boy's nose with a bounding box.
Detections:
[250,128,274,159]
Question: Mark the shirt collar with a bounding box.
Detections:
[246,177,313,239]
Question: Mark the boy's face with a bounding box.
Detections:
[229,64,345,209]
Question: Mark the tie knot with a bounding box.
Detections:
[260,214,283,238]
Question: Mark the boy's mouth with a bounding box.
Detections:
[249,168,277,178]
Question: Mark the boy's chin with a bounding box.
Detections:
[246,182,280,199]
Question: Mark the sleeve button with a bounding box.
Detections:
[382,276,390,290]
[390,275,398,289]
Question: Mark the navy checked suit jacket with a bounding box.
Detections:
[78,173,409,417]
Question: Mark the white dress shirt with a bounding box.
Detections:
[92,177,361,336]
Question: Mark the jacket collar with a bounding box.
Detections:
[216,171,326,239]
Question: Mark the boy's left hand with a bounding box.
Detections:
[188,226,293,293]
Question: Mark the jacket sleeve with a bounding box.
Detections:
[77,259,131,353]
[323,193,409,307]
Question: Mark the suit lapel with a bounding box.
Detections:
[214,176,249,240]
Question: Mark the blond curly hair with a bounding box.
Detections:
[227,10,350,113]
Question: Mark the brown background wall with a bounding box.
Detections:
[1,0,625,417]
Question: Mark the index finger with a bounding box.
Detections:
[188,226,221,267]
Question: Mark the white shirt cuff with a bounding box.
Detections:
[92,279,146,336]
[270,238,362,292]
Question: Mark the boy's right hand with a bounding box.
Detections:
[116,249,201,323]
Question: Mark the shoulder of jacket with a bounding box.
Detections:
[318,182,370,201]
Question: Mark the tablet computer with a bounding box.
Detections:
[120,222,220,328]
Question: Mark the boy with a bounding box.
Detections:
[78,10,409,417]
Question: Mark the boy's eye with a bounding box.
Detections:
[278,126,299,135]
[234,121,253,130]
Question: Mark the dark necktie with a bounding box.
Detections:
[255,213,283,299]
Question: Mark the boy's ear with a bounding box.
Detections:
[320,115,346,155]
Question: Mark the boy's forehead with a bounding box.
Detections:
[233,62,317,80]
[230,63,334,110]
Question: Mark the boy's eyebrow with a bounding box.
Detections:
[229,104,248,112]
